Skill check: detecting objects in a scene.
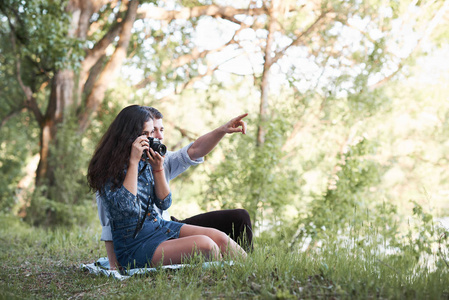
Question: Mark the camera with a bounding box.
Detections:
[142,137,167,161]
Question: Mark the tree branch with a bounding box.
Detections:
[7,14,43,125]
[0,107,26,129]
[269,9,330,68]
[137,4,268,21]
[80,11,124,83]
[85,0,120,36]
[156,64,220,103]
[176,64,220,93]
[82,54,106,96]
[155,47,248,104]
[0,3,27,44]
[134,2,299,90]
[134,19,247,90]
[66,0,107,39]
[78,0,139,132]
[169,120,197,140]
[134,42,233,89]
[369,0,449,90]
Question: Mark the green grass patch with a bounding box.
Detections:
[1,215,448,299]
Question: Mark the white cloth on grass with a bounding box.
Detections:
[80,257,233,281]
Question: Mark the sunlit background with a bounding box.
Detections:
[0,0,448,240]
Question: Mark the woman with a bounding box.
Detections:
[88,105,246,268]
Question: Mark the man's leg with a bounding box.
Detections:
[171,209,253,251]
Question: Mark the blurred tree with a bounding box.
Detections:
[0,0,299,225]
[0,0,447,227]
[194,0,448,226]
[202,115,299,225]
[0,0,140,225]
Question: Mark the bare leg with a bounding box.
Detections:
[151,224,247,266]
[172,209,253,251]
[151,235,221,265]
[179,224,247,258]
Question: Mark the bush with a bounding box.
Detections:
[203,116,299,226]
[25,116,96,227]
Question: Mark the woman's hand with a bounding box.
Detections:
[123,135,150,196]
[144,148,165,171]
[145,148,170,201]
[130,136,150,165]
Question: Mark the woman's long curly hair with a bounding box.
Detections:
[87,105,153,191]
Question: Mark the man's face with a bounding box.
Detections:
[152,118,165,141]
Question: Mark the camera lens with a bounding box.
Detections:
[157,144,167,156]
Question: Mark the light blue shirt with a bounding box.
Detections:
[97,142,203,241]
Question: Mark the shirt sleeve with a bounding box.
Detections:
[96,192,113,241]
[97,181,140,239]
[164,142,204,181]
[153,191,172,211]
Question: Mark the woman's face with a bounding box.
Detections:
[140,119,154,138]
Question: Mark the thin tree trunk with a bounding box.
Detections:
[36,120,54,186]
[256,0,279,146]
[257,66,271,146]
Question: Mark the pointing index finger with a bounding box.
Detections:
[233,113,248,122]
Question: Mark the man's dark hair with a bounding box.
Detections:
[147,107,163,119]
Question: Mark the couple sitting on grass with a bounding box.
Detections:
[88,105,251,270]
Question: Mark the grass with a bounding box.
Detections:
[1,214,448,299]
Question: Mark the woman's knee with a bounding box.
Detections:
[208,229,232,248]
[194,235,220,252]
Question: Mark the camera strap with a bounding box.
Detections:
[133,162,153,239]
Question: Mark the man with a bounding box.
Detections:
[97,107,253,269]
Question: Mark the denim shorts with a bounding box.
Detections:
[111,211,184,268]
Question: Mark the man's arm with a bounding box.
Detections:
[187,113,248,161]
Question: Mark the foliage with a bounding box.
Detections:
[0,0,448,238]
[203,115,299,225]
[0,19,22,116]
[0,0,83,71]
[398,200,448,265]
[303,136,385,238]
[0,3,447,298]
[24,116,96,227]
[0,111,39,213]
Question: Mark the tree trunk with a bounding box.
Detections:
[256,0,279,146]
[34,0,137,185]
[257,65,271,146]
[33,0,101,186]
[36,120,54,186]
[35,69,74,186]
[78,0,139,132]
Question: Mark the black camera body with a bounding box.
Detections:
[149,137,167,156]
[142,137,167,161]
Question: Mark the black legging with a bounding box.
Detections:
[171,209,253,251]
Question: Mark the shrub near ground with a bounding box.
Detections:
[1,215,448,299]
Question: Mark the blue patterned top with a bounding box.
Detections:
[97,142,203,241]
[99,160,172,223]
